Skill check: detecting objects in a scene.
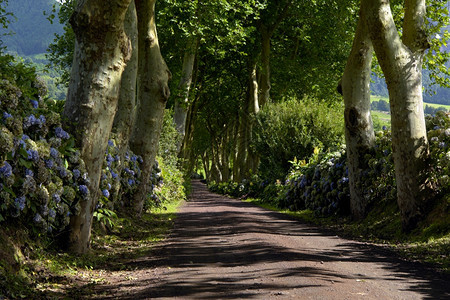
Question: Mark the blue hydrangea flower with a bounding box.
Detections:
[54,127,70,139]
[111,170,118,179]
[79,185,89,196]
[38,115,46,125]
[30,99,38,108]
[131,155,138,162]
[382,126,387,131]
[49,209,56,219]
[15,196,26,211]
[33,213,43,223]
[45,159,54,169]
[50,147,59,158]
[108,140,114,147]
[102,189,110,198]
[73,169,81,179]
[53,194,61,203]
[27,149,40,162]
[58,167,68,178]
[128,179,135,186]
[22,134,30,141]
[25,168,34,177]
[2,112,12,120]
[0,161,12,178]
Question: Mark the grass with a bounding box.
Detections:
[0,198,184,299]
[371,95,450,111]
[244,194,450,274]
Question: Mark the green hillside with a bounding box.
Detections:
[0,0,63,55]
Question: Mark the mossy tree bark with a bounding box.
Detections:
[63,0,133,254]
[174,37,198,153]
[110,1,138,206]
[130,0,171,216]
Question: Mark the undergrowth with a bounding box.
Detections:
[0,197,183,299]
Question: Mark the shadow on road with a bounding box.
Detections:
[86,180,449,299]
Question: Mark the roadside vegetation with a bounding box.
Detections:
[208,108,450,273]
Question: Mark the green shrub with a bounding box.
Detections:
[253,96,345,181]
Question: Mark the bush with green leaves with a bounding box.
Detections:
[253,97,345,181]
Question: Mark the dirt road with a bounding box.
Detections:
[92,180,449,299]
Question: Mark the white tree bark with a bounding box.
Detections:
[130,0,171,216]
[341,8,375,219]
[63,0,133,254]
[363,0,431,230]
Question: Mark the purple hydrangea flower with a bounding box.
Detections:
[25,168,34,177]
[73,169,81,179]
[27,149,40,162]
[53,194,61,203]
[30,99,38,108]
[2,112,12,120]
[58,167,68,178]
[102,189,110,198]
[38,115,46,125]
[15,196,26,211]
[54,127,70,140]
[0,161,12,178]
[45,159,54,169]
[111,170,118,179]
[79,185,89,196]
[50,147,59,158]
[33,213,43,223]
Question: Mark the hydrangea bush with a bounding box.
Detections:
[0,76,89,234]
[209,112,449,218]
[0,58,168,237]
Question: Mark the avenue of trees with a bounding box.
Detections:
[1,0,449,254]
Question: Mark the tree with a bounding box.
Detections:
[363,0,432,230]
[340,6,375,219]
[62,0,133,254]
[129,0,171,216]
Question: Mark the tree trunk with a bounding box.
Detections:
[63,0,132,254]
[363,0,431,230]
[174,37,198,153]
[130,0,171,216]
[259,27,271,107]
[110,1,138,205]
[341,7,375,219]
[233,58,260,182]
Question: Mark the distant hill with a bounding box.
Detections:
[0,0,63,55]
[371,73,450,106]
